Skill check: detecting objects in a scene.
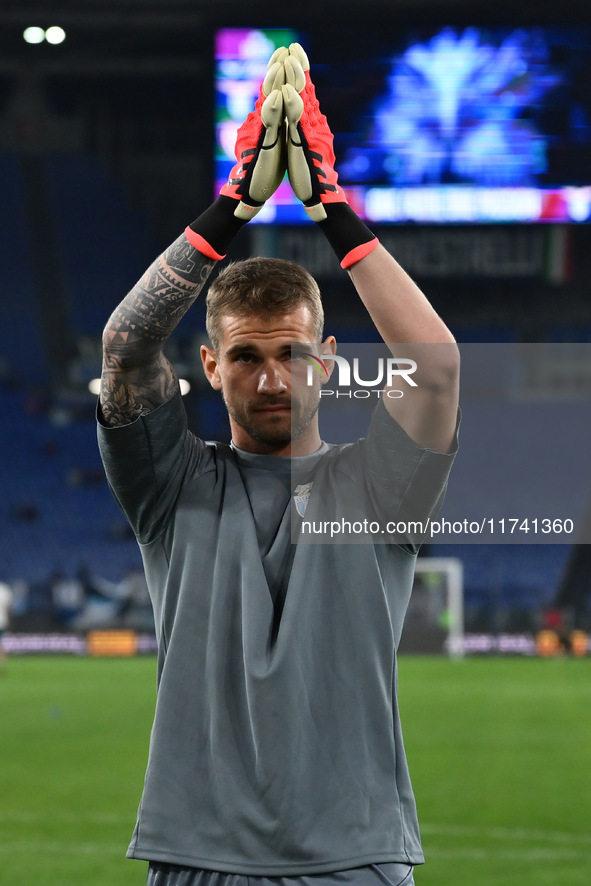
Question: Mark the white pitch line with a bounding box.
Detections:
[428,848,590,862]
[0,841,123,855]
[421,824,591,846]
[0,811,130,825]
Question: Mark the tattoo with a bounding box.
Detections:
[100,352,179,427]
[100,233,216,426]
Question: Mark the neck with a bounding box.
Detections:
[230,421,322,457]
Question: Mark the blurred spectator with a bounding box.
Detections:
[117,567,150,613]
[26,577,55,628]
[70,566,152,631]
[0,355,18,391]
[66,466,105,487]
[9,501,40,523]
[0,581,13,667]
[10,579,29,618]
[50,570,86,626]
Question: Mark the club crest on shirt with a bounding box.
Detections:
[293,482,313,517]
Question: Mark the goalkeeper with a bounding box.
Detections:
[98,44,459,886]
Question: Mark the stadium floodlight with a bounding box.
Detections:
[88,378,191,396]
[23,26,45,44]
[45,26,66,44]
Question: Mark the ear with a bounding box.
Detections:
[200,344,222,391]
[320,336,337,383]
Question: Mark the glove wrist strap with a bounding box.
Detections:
[317,203,379,269]
[186,196,248,260]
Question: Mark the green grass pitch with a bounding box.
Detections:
[1,655,590,886]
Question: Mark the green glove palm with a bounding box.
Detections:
[220,47,289,219]
[186,47,290,259]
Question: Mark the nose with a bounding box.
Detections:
[257,362,288,395]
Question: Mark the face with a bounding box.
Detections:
[201,306,334,456]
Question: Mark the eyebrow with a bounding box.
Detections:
[224,342,297,358]
[224,343,259,358]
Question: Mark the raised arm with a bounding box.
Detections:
[283,44,459,452]
[100,49,289,428]
[347,246,459,454]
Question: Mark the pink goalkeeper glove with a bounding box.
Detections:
[185,47,288,260]
[282,43,379,269]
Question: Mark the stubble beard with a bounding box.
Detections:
[223,389,321,449]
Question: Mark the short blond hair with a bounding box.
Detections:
[206,257,324,351]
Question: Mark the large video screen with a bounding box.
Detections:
[215,26,591,224]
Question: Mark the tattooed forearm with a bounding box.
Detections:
[103,235,215,354]
[99,233,216,427]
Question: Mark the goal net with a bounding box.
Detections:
[399,557,464,659]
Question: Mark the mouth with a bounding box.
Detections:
[255,404,291,414]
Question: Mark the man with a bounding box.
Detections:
[0,581,13,668]
[98,45,459,886]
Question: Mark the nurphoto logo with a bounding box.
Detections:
[303,352,417,399]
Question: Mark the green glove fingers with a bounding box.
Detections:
[246,87,287,207]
